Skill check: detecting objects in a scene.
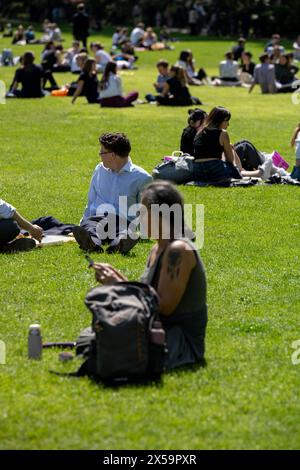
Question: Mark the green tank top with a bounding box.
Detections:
[140,239,208,361]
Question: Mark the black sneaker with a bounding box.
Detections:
[0,238,36,253]
[72,226,102,252]
[107,234,140,255]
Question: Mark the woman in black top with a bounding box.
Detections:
[156,65,194,106]
[10,51,44,98]
[180,108,207,156]
[72,58,100,104]
[193,106,242,182]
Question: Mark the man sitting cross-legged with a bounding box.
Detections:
[0,199,43,253]
[73,132,152,254]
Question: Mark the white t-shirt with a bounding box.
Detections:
[95,49,112,67]
[219,60,239,79]
[295,131,300,159]
[0,199,16,219]
[99,73,123,99]
[71,54,81,72]
[293,42,300,61]
[130,27,144,45]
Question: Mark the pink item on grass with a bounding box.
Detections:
[272,151,289,170]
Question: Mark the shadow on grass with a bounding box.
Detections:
[50,358,207,390]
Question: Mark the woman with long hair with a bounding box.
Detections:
[176,49,208,85]
[99,61,138,107]
[72,58,100,104]
[90,180,208,371]
[180,108,208,155]
[193,106,243,181]
[156,65,195,106]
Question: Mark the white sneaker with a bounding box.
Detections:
[259,158,273,180]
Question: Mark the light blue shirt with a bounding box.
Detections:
[82,158,152,222]
[0,199,16,219]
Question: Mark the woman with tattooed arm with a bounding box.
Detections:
[92,181,208,371]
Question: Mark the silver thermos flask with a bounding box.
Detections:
[28,324,42,360]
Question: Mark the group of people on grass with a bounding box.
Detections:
[2,111,300,369]
[4,32,300,104]
[0,132,206,371]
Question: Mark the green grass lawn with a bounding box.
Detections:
[0,30,300,450]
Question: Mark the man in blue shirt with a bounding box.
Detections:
[73,132,152,254]
[0,199,43,253]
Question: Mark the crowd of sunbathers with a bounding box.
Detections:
[2,15,300,105]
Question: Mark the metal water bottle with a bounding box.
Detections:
[28,324,42,360]
[150,321,166,345]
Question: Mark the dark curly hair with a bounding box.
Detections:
[99,132,131,158]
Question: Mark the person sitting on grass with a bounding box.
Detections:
[193,106,242,182]
[91,180,208,371]
[240,51,256,77]
[290,123,300,181]
[145,59,170,102]
[180,108,208,156]
[212,52,240,86]
[275,54,299,93]
[293,35,300,62]
[7,51,45,98]
[72,58,100,104]
[249,53,276,94]
[12,25,26,45]
[99,61,138,107]
[0,199,43,253]
[156,65,196,106]
[72,132,152,254]
[130,22,145,47]
[194,106,277,181]
[232,37,246,62]
[176,50,208,86]
[90,42,112,73]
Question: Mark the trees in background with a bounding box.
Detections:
[1,0,300,37]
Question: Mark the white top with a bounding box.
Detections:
[95,49,112,67]
[0,199,16,219]
[219,60,239,79]
[71,54,81,72]
[112,32,121,45]
[130,27,145,45]
[176,60,195,79]
[266,45,285,56]
[295,131,300,159]
[99,73,123,99]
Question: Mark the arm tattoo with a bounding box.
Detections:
[167,250,182,281]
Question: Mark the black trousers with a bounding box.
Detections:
[80,215,132,248]
[0,219,20,246]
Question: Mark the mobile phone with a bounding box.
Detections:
[85,254,95,267]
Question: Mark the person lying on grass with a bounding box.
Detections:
[0,199,43,253]
[72,132,152,255]
[91,181,208,371]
